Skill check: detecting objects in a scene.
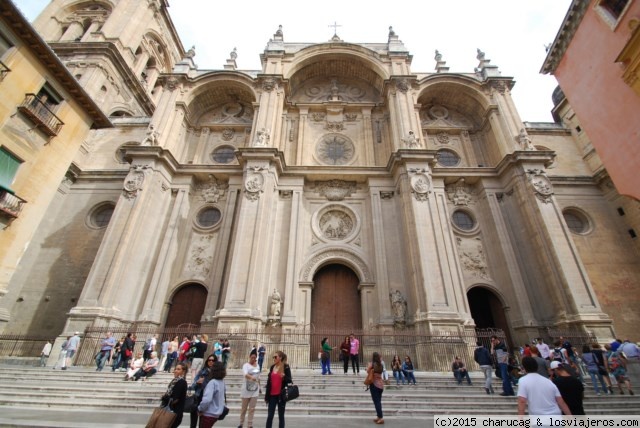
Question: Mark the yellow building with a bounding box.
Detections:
[0,1,110,324]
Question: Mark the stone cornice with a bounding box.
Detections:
[48,42,156,116]
[0,1,112,128]
[541,0,589,74]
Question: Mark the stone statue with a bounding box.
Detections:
[476,48,485,61]
[141,124,159,146]
[517,128,535,150]
[270,288,282,317]
[389,289,407,320]
[435,50,442,61]
[388,26,395,37]
[186,45,196,58]
[254,128,270,147]
[230,47,237,60]
[402,130,420,148]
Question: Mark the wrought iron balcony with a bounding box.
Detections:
[0,188,26,219]
[17,94,64,137]
[0,60,9,81]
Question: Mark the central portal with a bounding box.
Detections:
[310,264,362,361]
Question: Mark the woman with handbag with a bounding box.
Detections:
[198,361,228,428]
[190,354,216,428]
[265,350,292,428]
[366,352,385,424]
[340,336,351,374]
[239,352,261,428]
[157,362,188,428]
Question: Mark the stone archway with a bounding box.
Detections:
[165,283,207,328]
[467,286,513,347]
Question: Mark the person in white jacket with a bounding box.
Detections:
[198,361,227,428]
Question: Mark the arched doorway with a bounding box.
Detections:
[165,283,208,328]
[310,264,361,361]
[467,286,512,347]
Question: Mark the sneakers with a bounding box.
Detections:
[485,388,490,395]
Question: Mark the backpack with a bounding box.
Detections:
[552,347,566,363]
[187,342,198,358]
[144,338,152,349]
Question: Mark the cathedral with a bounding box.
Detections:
[1,0,639,366]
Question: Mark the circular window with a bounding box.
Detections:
[452,210,475,231]
[316,135,355,165]
[436,149,460,167]
[211,146,236,164]
[90,204,115,228]
[197,207,222,228]
[563,209,589,234]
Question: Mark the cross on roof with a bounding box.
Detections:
[328,21,342,36]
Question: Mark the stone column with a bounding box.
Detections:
[296,107,308,164]
[252,77,284,147]
[281,185,304,325]
[59,20,84,42]
[368,180,393,325]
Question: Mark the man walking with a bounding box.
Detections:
[40,340,52,367]
[64,332,81,370]
[474,340,494,394]
[518,356,572,416]
[491,335,514,396]
[551,361,585,415]
[95,331,116,371]
[536,338,551,360]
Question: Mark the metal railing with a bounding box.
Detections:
[0,60,10,81]
[69,325,506,372]
[0,189,26,219]
[0,334,49,358]
[17,94,64,137]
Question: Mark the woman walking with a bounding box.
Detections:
[581,344,608,395]
[190,354,216,428]
[198,361,227,428]
[239,352,260,428]
[320,337,333,375]
[265,350,293,428]
[367,352,385,425]
[159,362,188,428]
[340,336,351,374]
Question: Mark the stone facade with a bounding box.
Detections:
[1,0,639,357]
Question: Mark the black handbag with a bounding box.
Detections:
[183,391,197,413]
[218,406,229,420]
[280,384,299,402]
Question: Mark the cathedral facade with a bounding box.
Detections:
[2,0,640,360]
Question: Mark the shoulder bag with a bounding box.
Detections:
[145,405,176,428]
[280,383,299,402]
[364,369,374,386]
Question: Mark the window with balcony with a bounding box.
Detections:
[17,83,64,137]
[0,31,13,81]
[0,147,26,220]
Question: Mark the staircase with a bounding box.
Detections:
[0,365,638,427]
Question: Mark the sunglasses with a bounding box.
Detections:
[207,359,215,362]
[273,355,279,359]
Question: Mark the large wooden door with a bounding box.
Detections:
[165,283,207,328]
[310,264,361,361]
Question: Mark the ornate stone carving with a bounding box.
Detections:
[311,113,326,122]
[221,128,234,141]
[253,128,270,147]
[325,122,344,132]
[401,130,421,148]
[269,288,282,317]
[457,237,490,280]
[198,175,227,203]
[244,171,265,201]
[527,169,554,203]
[123,164,150,199]
[314,180,357,201]
[446,178,473,206]
[316,135,355,165]
[186,233,213,279]
[319,210,354,240]
[279,190,293,199]
[516,128,535,151]
[408,168,432,201]
[261,77,278,92]
[490,80,508,94]
[164,76,179,91]
[436,132,450,144]
[395,79,409,93]
[140,124,159,146]
[389,289,408,327]
[300,250,372,283]
[380,191,394,199]
[344,113,358,121]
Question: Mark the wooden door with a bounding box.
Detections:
[310,264,361,361]
[165,283,207,328]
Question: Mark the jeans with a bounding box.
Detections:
[404,370,416,384]
[393,369,405,384]
[133,367,156,380]
[587,368,608,394]
[111,352,122,371]
[321,357,332,374]
[480,365,493,390]
[258,355,264,372]
[95,350,110,371]
[499,363,514,395]
[266,395,286,428]
[454,369,471,384]
[369,384,383,419]
[343,355,349,373]
[350,354,360,373]
[164,352,176,372]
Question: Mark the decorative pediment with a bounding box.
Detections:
[197,101,254,126]
[290,77,381,104]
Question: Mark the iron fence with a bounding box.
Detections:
[69,325,506,372]
[0,334,49,359]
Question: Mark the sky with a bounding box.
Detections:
[15,0,571,123]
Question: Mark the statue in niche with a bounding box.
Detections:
[389,289,407,320]
[254,128,270,147]
[270,288,282,317]
[140,124,159,146]
[517,128,535,151]
[401,130,420,148]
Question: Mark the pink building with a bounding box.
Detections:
[542,0,640,201]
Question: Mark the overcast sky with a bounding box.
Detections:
[16,0,570,123]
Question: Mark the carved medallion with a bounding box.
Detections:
[319,210,354,241]
[436,132,450,144]
[316,135,355,165]
[197,175,227,203]
[409,169,432,202]
[244,168,266,201]
[123,164,150,199]
[221,128,234,141]
[527,168,554,203]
